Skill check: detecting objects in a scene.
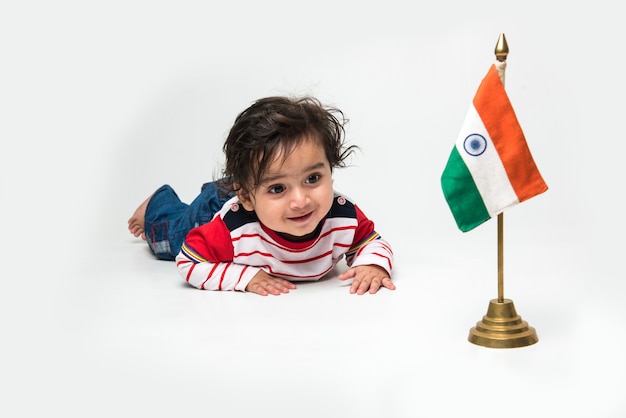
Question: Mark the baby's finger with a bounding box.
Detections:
[338,268,356,281]
[354,276,374,295]
[381,276,396,290]
[367,277,383,294]
[265,278,296,294]
[248,282,270,296]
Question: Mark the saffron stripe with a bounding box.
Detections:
[474,65,548,202]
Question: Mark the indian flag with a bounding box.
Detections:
[441,64,548,232]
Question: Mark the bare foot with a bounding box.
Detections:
[128,195,152,240]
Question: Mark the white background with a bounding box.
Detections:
[2,1,624,417]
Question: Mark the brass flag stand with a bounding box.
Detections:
[467,34,539,349]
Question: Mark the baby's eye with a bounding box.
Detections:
[305,174,321,184]
[268,185,286,194]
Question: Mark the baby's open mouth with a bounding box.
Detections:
[289,212,312,222]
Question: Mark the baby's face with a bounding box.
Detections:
[241,139,334,239]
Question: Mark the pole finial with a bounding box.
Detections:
[494,33,509,62]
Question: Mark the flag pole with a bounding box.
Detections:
[494,33,508,304]
[467,33,538,348]
[498,213,504,302]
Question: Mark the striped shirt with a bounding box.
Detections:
[175,193,393,291]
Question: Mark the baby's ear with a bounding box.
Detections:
[236,186,254,211]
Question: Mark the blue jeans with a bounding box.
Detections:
[144,178,235,260]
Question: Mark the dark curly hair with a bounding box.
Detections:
[222,96,358,194]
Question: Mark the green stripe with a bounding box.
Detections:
[441,147,490,232]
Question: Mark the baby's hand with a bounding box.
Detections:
[338,265,395,295]
[246,270,296,296]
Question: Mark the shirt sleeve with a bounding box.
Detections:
[344,205,394,275]
[175,217,261,291]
